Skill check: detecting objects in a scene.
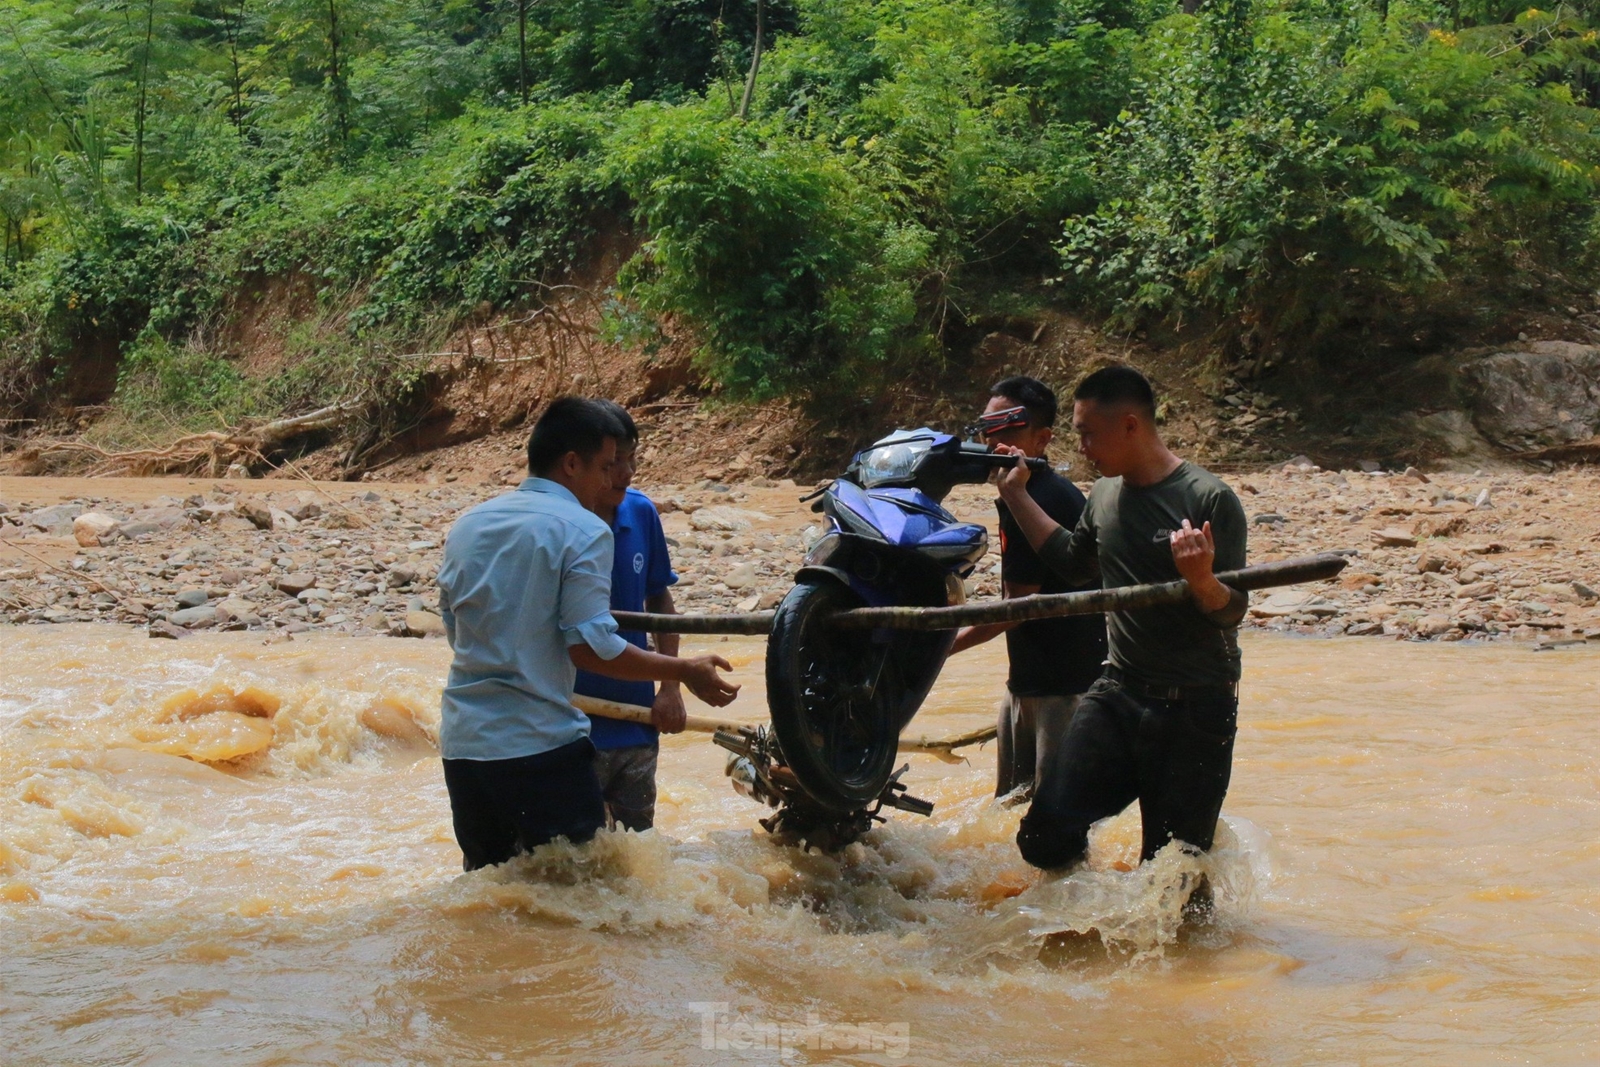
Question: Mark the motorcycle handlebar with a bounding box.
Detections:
[962,450,1051,472]
[953,444,1056,473]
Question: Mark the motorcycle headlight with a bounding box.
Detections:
[856,435,936,488]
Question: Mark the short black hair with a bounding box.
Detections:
[527,397,626,475]
[1073,365,1156,418]
[990,375,1057,428]
[592,399,638,444]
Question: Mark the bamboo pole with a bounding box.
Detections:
[573,695,996,759]
[611,552,1347,634]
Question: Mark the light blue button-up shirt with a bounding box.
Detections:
[436,477,630,761]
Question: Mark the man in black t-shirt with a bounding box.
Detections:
[949,376,1108,798]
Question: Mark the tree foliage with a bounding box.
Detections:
[0,0,1597,418]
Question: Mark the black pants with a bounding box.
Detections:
[1016,675,1237,870]
[442,738,607,871]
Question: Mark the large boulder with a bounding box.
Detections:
[1459,341,1600,451]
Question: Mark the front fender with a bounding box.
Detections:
[793,565,855,589]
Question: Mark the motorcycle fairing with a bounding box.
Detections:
[826,480,987,563]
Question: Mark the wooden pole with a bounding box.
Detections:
[832,553,1348,631]
[611,552,1347,634]
[573,694,996,759]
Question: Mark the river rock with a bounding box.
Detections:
[1459,341,1600,450]
[175,588,209,608]
[404,609,447,637]
[1415,614,1456,637]
[385,566,418,588]
[239,499,274,530]
[688,506,769,533]
[73,512,119,547]
[169,605,220,629]
[723,561,758,590]
[1372,528,1417,548]
[25,504,83,536]
[275,573,317,596]
[118,508,190,543]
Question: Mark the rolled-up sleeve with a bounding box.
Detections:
[560,527,629,660]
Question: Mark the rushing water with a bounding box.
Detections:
[2,624,1598,1066]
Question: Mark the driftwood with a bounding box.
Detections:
[32,399,364,477]
[573,694,996,759]
[1513,436,1600,465]
[613,552,1348,634]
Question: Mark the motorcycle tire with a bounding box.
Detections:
[766,579,902,813]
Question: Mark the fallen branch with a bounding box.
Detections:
[573,695,996,758]
[1513,436,1600,465]
[33,398,366,476]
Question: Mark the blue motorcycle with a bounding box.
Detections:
[716,429,1047,847]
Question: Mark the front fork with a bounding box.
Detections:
[712,724,933,851]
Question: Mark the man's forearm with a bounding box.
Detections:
[569,642,689,684]
[951,622,1009,654]
[998,484,1062,553]
[645,590,680,684]
[1199,583,1248,628]
[646,590,680,657]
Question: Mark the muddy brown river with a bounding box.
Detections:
[2,625,1598,1065]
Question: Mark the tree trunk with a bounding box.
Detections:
[224,0,248,134]
[134,0,156,201]
[737,0,764,121]
[517,0,528,106]
[326,0,349,144]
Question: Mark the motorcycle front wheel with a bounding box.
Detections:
[766,580,902,813]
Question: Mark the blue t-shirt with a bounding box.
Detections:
[573,488,679,749]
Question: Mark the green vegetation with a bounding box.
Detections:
[2,0,1597,428]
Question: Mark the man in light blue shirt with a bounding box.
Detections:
[436,398,739,871]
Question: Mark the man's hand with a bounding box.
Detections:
[679,654,740,707]
[993,443,1033,502]
[1170,519,1230,613]
[650,682,688,733]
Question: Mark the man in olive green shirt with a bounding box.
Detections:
[995,365,1248,891]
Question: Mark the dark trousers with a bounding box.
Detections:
[442,738,607,871]
[1016,675,1237,870]
[591,743,660,831]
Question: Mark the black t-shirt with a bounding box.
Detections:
[997,467,1108,696]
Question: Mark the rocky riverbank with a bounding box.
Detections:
[2,460,1597,645]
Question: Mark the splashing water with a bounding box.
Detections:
[4,625,1600,1065]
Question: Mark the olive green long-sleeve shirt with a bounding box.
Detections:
[1038,461,1249,687]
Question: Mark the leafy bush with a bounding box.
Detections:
[607,104,931,398]
[1057,1,1600,347]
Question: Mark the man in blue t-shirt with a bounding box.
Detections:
[573,401,685,830]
